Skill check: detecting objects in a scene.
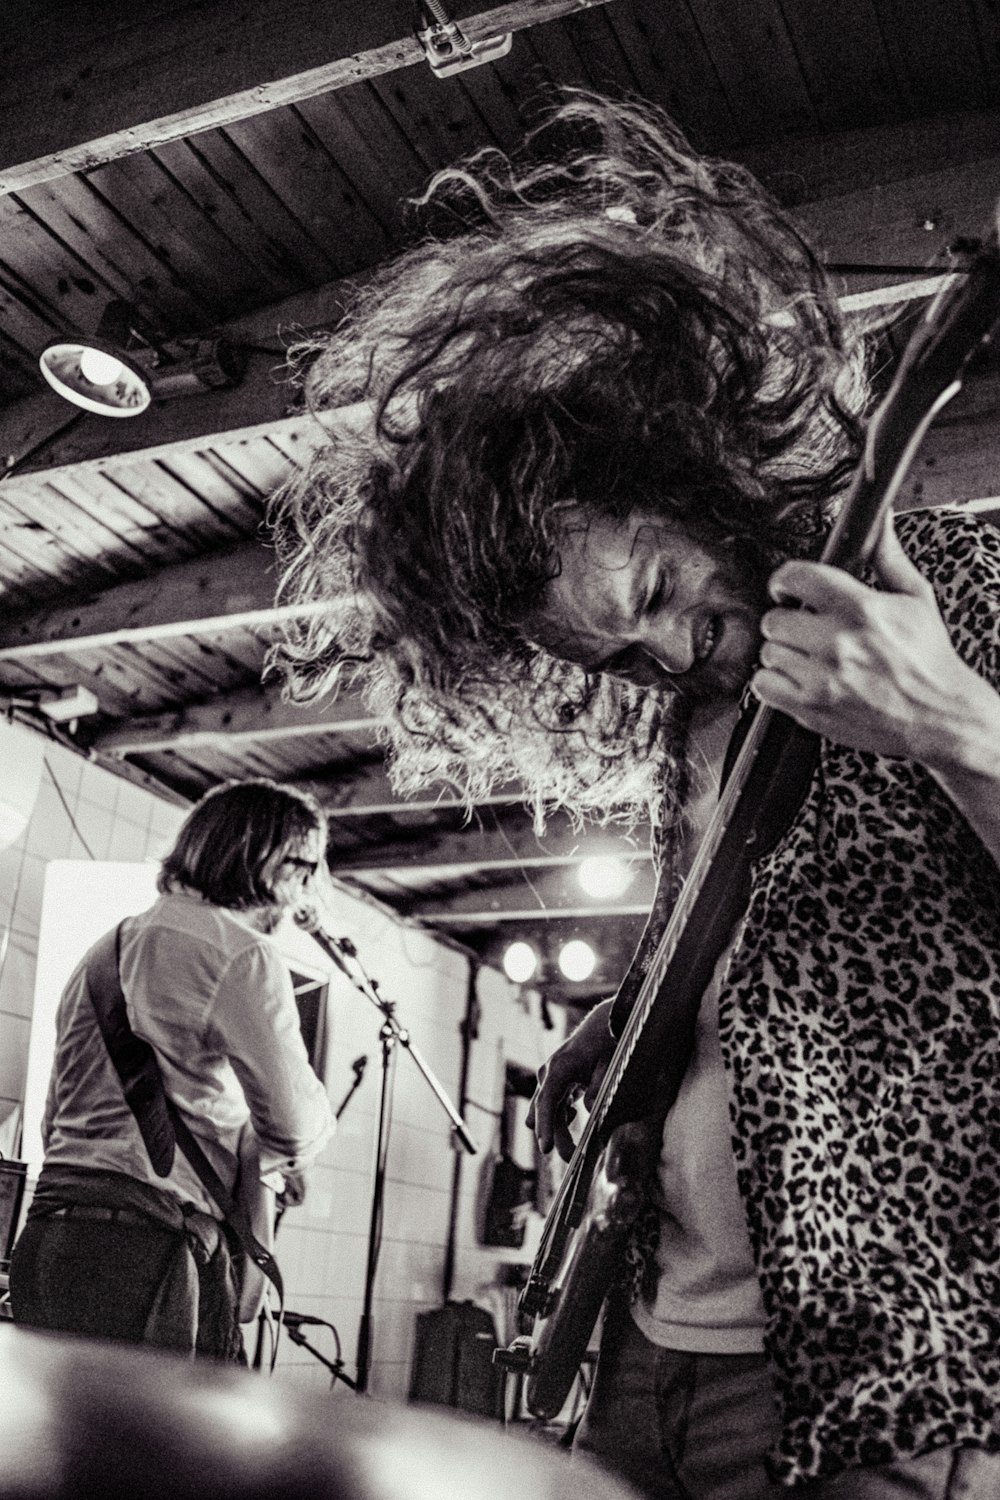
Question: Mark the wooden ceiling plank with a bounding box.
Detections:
[558,2,638,94]
[152,451,268,536]
[41,468,198,569]
[0,264,67,366]
[870,0,988,118]
[221,110,392,280]
[88,680,378,755]
[0,475,153,578]
[0,197,123,347]
[370,66,490,178]
[322,85,436,220]
[521,17,603,97]
[114,637,251,705]
[149,137,315,305]
[14,174,218,332]
[180,128,346,289]
[774,0,903,134]
[592,0,737,147]
[82,154,273,321]
[291,93,417,243]
[455,50,533,154]
[88,643,219,712]
[0,538,283,659]
[681,0,818,142]
[208,434,301,497]
[3,0,615,194]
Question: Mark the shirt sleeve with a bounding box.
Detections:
[206,937,334,1177]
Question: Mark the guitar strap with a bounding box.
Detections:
[85,924,283,1309]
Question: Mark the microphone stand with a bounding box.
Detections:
[283,1316,357,1391]
[252,1060,368,1377]
[306,920,478,1395]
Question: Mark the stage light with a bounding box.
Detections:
[39,300,245,418]
[577,855,632,900]
[558,939,597,983]
[502,941,538,984]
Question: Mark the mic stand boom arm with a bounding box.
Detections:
[307,926,478,1155]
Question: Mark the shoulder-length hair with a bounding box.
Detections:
[158,779,326,910]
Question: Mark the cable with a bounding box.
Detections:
[43,755,96,859]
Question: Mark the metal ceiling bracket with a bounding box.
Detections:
[415,2,512,77]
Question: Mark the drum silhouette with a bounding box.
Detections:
[0,1325,636,1500]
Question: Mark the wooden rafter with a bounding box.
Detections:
[405,862,656,917]
[0,539,310,660]
[328,808,651,875]
[86,681,379,754]
[0,0,615,194]
[3,147,999,487]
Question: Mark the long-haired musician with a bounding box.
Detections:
[267,92,1000,1499]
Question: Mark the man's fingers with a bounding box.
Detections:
[553,1110,577,1163]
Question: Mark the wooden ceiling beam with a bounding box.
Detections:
[0,0,614,195]
[406,862,657,921]
[0,538,327,659]
[328,810,651,875]
[4,158,999,489]
[0,350,319,481]
[87,681,379,755]
[291,765,527,817]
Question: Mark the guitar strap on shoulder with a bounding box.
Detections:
[84,924,284,1309]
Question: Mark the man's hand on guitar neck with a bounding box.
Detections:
[528,998,617,1162]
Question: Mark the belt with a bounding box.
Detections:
[48,1205,167,1229]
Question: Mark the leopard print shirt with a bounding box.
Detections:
[717,510,1000,1484]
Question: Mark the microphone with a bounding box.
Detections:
[351,1055,367,1081]
[282,1311,329,1329]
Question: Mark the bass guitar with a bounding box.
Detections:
[496,231,1000,1420]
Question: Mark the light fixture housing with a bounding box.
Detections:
[39,301,245,418]
[39,336,153,417]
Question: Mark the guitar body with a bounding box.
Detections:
[235,1127,277,1323]
[520,1121,658,1421]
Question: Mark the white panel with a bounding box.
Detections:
[21,860,159,1175]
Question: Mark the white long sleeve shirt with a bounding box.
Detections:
[42,890,334,1217]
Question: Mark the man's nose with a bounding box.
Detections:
[642,617,696,675]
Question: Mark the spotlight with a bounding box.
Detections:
[39,300,245,418]
[502,941,538,984]
[558,939,597,983]
[577,855,632,900]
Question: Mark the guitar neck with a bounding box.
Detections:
[530,240,1000,1290]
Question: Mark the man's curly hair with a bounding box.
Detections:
[268,91,871,823]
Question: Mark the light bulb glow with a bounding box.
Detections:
[79,346,126,386]
[502,940,538,984]
[558,939,597,982]
[577,855,632,900]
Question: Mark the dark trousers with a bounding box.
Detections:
[10,1208,245,1363]
[574,1296,1000,1499]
